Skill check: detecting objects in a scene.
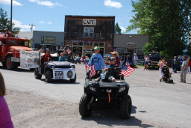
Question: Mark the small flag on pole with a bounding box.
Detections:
[85,64,96,77]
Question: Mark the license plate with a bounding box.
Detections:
[54,71,64,79]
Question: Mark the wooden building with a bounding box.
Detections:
[64,15,115,56]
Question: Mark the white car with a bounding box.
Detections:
[34,61,76,83]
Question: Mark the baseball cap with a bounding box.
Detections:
[94,46,100,50]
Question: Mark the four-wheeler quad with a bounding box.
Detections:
[34,61,76,83]
[160,65,174,83]
[79,67,132,119]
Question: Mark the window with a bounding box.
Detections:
[83,27,94,38]
[42,36,56,44]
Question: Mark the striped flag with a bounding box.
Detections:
[121,65,135,77]
[85,64,96,77]
[66,48,72,54]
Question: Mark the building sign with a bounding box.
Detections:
[82,19,96,26]
[127,42,136,49]
[42,36,56,44]
[20,51,40,69]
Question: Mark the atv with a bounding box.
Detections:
[79,67,132,119]
[34,61,76,83]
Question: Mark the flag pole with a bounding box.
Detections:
[10,0,13,32]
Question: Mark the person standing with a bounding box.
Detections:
[0,72,14,128]
[180,56,190,83]
[144,55,149,70]
[172,56,178,73]
[88,46,105,78]
[158,59,167,81]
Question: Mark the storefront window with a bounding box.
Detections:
[100,42,104,47]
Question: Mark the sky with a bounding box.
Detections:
[0,0,137,34]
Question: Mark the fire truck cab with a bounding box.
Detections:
[0,32,32,69]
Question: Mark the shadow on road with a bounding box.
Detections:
[82,105,152,128]
[40,78,81,85]
[0,66,34,72]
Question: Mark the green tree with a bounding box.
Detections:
[0,8,20,35]
[115,22,121,34]
[128,0,190,57]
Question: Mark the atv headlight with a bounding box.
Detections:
[67,71,73,78]
[118,86,126,93]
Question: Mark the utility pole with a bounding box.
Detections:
[29,24,35,32]
[10,0,13,32]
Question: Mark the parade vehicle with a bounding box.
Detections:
[0,32,38,70]
[79,67,132,119]
[147,52,160,70]
[160,65,173,83]
[34,54,76,83]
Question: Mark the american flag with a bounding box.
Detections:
[66,48,72,54]
[85,64,96,77]
[121,65,135,77]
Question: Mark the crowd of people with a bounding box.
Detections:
[39,47,191,83]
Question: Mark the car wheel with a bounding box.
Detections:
[45,70,52,83]
[70,74,76,83]
[79,94,91,118]
[6,56,17,70]
[120,95,132,119]
[1,62,6,68]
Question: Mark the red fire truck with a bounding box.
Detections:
[0,32,32,69]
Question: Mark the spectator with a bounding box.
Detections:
[0,72,14,128]
[188,57,191,72]
[172,56,178,73]
[158,59,167,81]
[144,55,149,70]
[180,56,190,83]
[133,53,138,66]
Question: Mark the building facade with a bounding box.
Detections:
[64,15,115,56]
[32,31,64,52]
[114,34,149,56]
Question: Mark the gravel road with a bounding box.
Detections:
[1,64,191,128]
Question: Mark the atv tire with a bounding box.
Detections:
[34,68,42,79]
[79,94,91,118]
[120,95,132,119]
[45,70,52,83]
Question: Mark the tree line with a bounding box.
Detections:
[127,0,191,58]
[0,8,20,35]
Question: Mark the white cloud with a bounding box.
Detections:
[104,0,122,8]
[28,0,60,7]
[13,20,35,31]
[0,0,23,6]
[120,26,127,33]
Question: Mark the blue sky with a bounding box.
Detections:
[0,0,136,33]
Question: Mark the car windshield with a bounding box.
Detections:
[149,53,160,61]
[7,40,29,47]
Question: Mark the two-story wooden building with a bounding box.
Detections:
[64,15,115,56]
